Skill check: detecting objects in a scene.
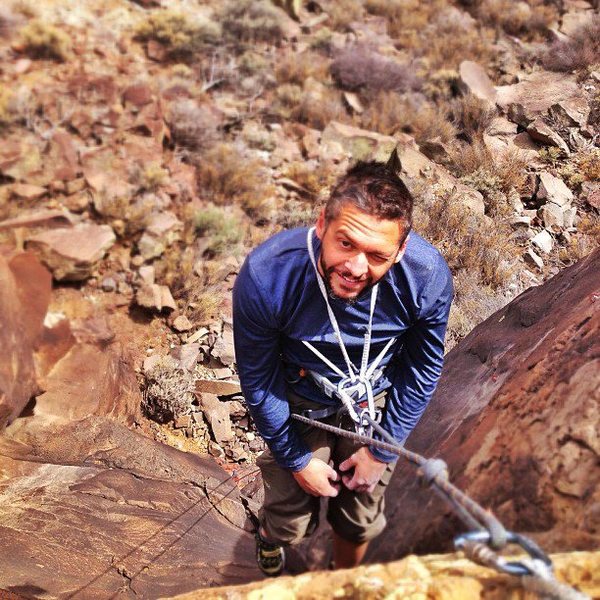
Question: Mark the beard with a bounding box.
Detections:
[319,254,372,306]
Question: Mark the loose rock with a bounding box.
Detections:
[537,172,574,207]
[532,229,554,254]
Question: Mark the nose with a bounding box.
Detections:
[345,252,368,277]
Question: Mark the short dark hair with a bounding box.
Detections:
[324,161,413,243]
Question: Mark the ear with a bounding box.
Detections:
[315,208,326,239]
[394,234,410,263]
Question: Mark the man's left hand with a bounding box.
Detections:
[339,447,387,494]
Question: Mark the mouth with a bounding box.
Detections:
[334,270,368,290]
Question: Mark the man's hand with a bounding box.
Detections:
[339,447,387,494]
[292,457,340,497]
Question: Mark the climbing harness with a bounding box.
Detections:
[302,227,397,437]
[290,411,589,600]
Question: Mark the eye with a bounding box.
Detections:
[339,239,352,249]
[369,254,388,264]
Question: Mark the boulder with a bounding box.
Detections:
[136,284,177,312]
[560,10,593,36]
[495,72,582,126]
[532,229,554,254]
[47,129,81,182]
[197,392,235,444]
[549,97,590,128]
[0,209,76,231]
[25,224,116,281]
[539,202,565,229]
[210,322,236,367]
[526,118,570,155]
[9,183,47,201]
[458,61,497,103]
[523,247,544,271]
[196,379,242,397]
[537,172,574,207]
[0,252,52,429]
[171,343,201,372]
[137,211,183,260]
[172,315,193,332]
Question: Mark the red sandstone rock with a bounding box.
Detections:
[0,252,51,429]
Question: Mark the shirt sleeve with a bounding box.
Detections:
[232,258,312,471]
[369,257,453,463]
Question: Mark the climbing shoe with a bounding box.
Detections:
[255,531,285,577]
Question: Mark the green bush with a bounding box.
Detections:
[19,20,71,61]
[219,0,285,45]
[195,204,244,256]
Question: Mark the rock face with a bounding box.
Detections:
[369,248,600,562]
[0,252,52,429]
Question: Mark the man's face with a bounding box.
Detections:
[315,203,409,302]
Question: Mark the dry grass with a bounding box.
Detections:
[559,213,600,264]
[142,358,196,423]
[275,51,331,86]
[196,143,275,219]
[18,20,72,61]
[330,47,421,93]
[219,0,286,45]
[558,149,600,188]
[450,93,497,143]
[414,186,519,288]
[194,204,245,256]
[320,0,364,32]
[290,86,348,130]
[167,99,219,152]
[360,92,457,145]
[135,10,221,60]
[474,0,557,40]
[282,161,338,200]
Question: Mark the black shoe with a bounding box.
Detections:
[256,531,285,577]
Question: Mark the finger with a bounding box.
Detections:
[327,466,340,482]
[342,474,357,490]
[325,483,339,497]
[339,457,354,472]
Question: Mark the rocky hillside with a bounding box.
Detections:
[0,0,598,597]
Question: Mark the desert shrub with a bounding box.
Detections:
[475,0,557,40]
[281,85,347,130]
[0,86,33,128]
[195,204,245,256]
[445,269,508,350]
[283,161,338,200]
[167,99,219,151]
[135,10,221,60]
[310,26,334,52]
[558,148,600,188]
[275,51,331,86]
[319,0,363,31]
[219,0,285,45]
[276,201,318,230]
[143,358,196,423]
[196,143,275,219]
[364,0,441,41]
[18,20,71,61]
[540,15,600,72]
[414,186,519,288]
[330,47,421,93]
[559,213,600,264]
[129,162,169,192]
[450,93,496,142]
[361,92,457,145]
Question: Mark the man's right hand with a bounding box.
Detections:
[292,457,340,497]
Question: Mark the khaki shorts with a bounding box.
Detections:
[257,391,396,546]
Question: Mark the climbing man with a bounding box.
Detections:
[232,157,453,576]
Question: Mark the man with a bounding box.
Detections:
[232,159,453,576]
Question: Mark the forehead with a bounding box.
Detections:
[328,203,404,249]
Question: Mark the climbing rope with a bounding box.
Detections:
[291,412,590,600]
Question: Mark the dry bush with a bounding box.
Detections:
[559,213,600,264]
[276,201,319,230]
[540,15,600,71]
[135,10,221,60]
[414,186,519,288]
[364,0,441,40]
[361,92,457,145]
[558,149,600,188]
[143,358,196,424]
[451,93,497,142]
[330,46,421,93]
[275,51,331,86]
[445,269,508,350]
[18,20,72,61]
[194,204,245,256]
[290,86,348,130]
[219,0,285,45]
[473,0,557,39]
[196,143,275,219]
[0,86,33,128]
[129,162,169,193]
[167,99,219,151]
[320,0,363,31]
[423,11,493,70]
[283,161,338,200]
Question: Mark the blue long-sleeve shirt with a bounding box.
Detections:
[232,227,452,471]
